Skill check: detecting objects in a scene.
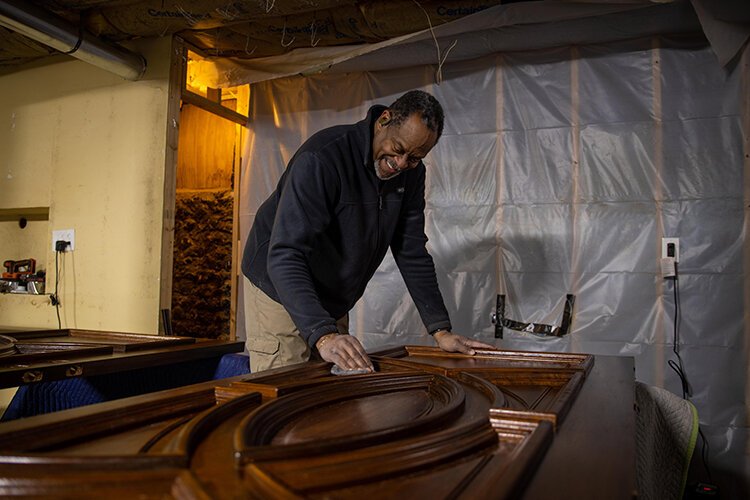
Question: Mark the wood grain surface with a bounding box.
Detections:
[0,345,635,498]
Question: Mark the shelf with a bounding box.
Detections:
[0,207,49,222]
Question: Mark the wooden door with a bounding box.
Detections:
[0,346,636,498]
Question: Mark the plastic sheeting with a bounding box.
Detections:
[196,1,703,87]
[238,36,748,494]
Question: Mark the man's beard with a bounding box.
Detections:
[374,157,402,180]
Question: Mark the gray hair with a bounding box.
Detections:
[388,90,444,139]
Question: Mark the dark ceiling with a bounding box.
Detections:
[0,0,510,69]
[3,0,748,82]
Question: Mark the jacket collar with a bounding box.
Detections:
[359,104,387,172]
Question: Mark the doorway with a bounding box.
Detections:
[169,46,248,340]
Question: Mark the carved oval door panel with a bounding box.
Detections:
[235,373,500,497]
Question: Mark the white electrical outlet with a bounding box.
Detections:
[52,229,75,252]
[661,237,679,263]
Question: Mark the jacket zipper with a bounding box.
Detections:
[360,182,383,294]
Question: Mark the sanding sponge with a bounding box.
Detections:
[330,365,374,376]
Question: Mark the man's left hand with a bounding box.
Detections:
[433,330,495,355]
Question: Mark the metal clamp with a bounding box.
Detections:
[66,365,83,377]
[22,370,43,383]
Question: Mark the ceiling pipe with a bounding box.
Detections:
[0,0,146,81]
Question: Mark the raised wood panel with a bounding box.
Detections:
[0,346,635,498]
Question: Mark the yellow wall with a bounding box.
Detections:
[0,38,172,334]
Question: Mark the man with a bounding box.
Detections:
[242,89,493,373]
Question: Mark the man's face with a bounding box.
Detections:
[372,111,438,181]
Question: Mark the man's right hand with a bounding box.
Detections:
[316,333,374,372]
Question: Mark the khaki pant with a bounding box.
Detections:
[243,278,348,373]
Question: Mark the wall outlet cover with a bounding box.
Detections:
[52,229,75,252]
[661,237,679,263]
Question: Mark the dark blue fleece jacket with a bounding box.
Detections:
[241,105,451,348]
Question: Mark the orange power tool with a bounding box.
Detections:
[2,259,36,280]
